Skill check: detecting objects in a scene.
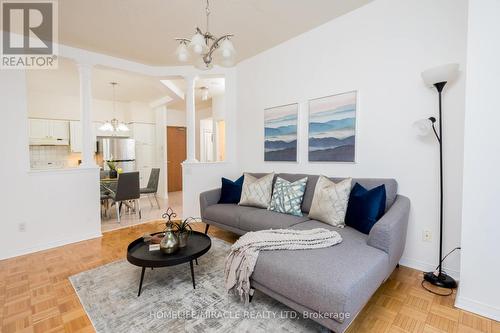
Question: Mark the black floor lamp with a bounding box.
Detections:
[415,63,459,289]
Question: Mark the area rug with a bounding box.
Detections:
[70,238,324,333]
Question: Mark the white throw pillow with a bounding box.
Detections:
[308,176,352,227]
[239,173,275,208]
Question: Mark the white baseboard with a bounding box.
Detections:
[399,256,460,280]
[455,295,500,321]
[0,232,103,260]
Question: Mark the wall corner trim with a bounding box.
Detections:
[0,232,103,260]
[455,295,500,322]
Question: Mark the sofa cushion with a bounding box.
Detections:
[239,173,274,208]
[250,220,389,323]
[203,204,257,228]
[280,174,397,213]
[269,176,308,217]
[308,176,352,227]
[239,209,310,232]
[345,183,387,234]
[218,176,244,204]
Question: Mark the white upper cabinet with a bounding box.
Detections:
[29,119,69,145]
[51,120,70,141]
[131,123,157,187]
[131,123,156,145]
[29,119,50,140]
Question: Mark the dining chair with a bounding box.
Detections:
[140,168,161,209]
[108,172,141,223]
[100,183,111,218]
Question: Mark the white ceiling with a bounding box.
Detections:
[58,0,372,65]
[26,59,171,103]
[26,59,225,108]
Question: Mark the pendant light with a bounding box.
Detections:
[99,82,129,133]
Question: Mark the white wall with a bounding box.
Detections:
[236,0,467,276]
[166,108,187,127]
[0,71,101,260]
[195,107,213,161]
[456,0,500,321]
[211,94,226,120]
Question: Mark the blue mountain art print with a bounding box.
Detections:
[308,91,356,162]
[264,103,298,162]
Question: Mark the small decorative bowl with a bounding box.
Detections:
[150,234,164,244]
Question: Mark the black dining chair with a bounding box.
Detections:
[140,168,161,209]
[108,172,141,223]
[100,183,111,218]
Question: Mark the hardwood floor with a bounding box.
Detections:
[0,221,497,333]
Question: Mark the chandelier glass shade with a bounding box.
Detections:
[175,0,235,69]
[98,82,129,133]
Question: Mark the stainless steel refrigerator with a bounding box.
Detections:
[97,138,136,172]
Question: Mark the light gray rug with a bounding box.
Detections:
[70,238,324,333]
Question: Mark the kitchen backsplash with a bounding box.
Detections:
[30,146,82,169]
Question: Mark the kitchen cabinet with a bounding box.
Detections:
[29,119,49,140]
[51,120,70,141]
[29,119,69,145]
[131,123,156,145]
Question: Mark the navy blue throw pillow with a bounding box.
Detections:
[345,183,386,234]
[218,176,244,204]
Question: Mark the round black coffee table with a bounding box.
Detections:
[127,231,211,296]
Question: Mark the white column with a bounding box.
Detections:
[77,63,97,168]
[155,105,168,198]
[184,75,198,163]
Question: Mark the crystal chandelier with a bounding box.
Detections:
[99,82,130,133]
[175,0,236,69]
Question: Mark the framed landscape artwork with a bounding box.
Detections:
[264,103,298,162]
[308,91,357,162]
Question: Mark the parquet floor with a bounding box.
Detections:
[0,221,498,333]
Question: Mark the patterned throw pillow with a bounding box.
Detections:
[238,173,275,209]
[269,177,308,216]
[308,176,352,227]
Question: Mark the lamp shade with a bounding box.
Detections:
[219,38,235,59]
[421,63,459,87]
[116,122,130,132]
[99,121,114,132]
[176,43,189,62]
[190,32,207,54]
[413,118,434,136]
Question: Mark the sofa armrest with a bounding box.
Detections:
[199,188,221,219]
[367,195,410,272]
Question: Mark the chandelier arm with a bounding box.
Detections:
[206,34,234,56]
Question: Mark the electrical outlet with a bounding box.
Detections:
[422,230,432,242]
[18,222,27,232]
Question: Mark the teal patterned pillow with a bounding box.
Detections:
[269,177,308,216]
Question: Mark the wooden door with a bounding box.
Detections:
[167,126,187,192]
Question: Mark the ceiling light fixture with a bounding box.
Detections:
[200,86,210,101]
[99,82,130,134]
[175,0,235,69]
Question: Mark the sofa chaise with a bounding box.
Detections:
[199,173,410,333]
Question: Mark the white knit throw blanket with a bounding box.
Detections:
[224,228,342,302]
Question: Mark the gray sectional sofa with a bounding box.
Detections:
[199,173,410,333]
